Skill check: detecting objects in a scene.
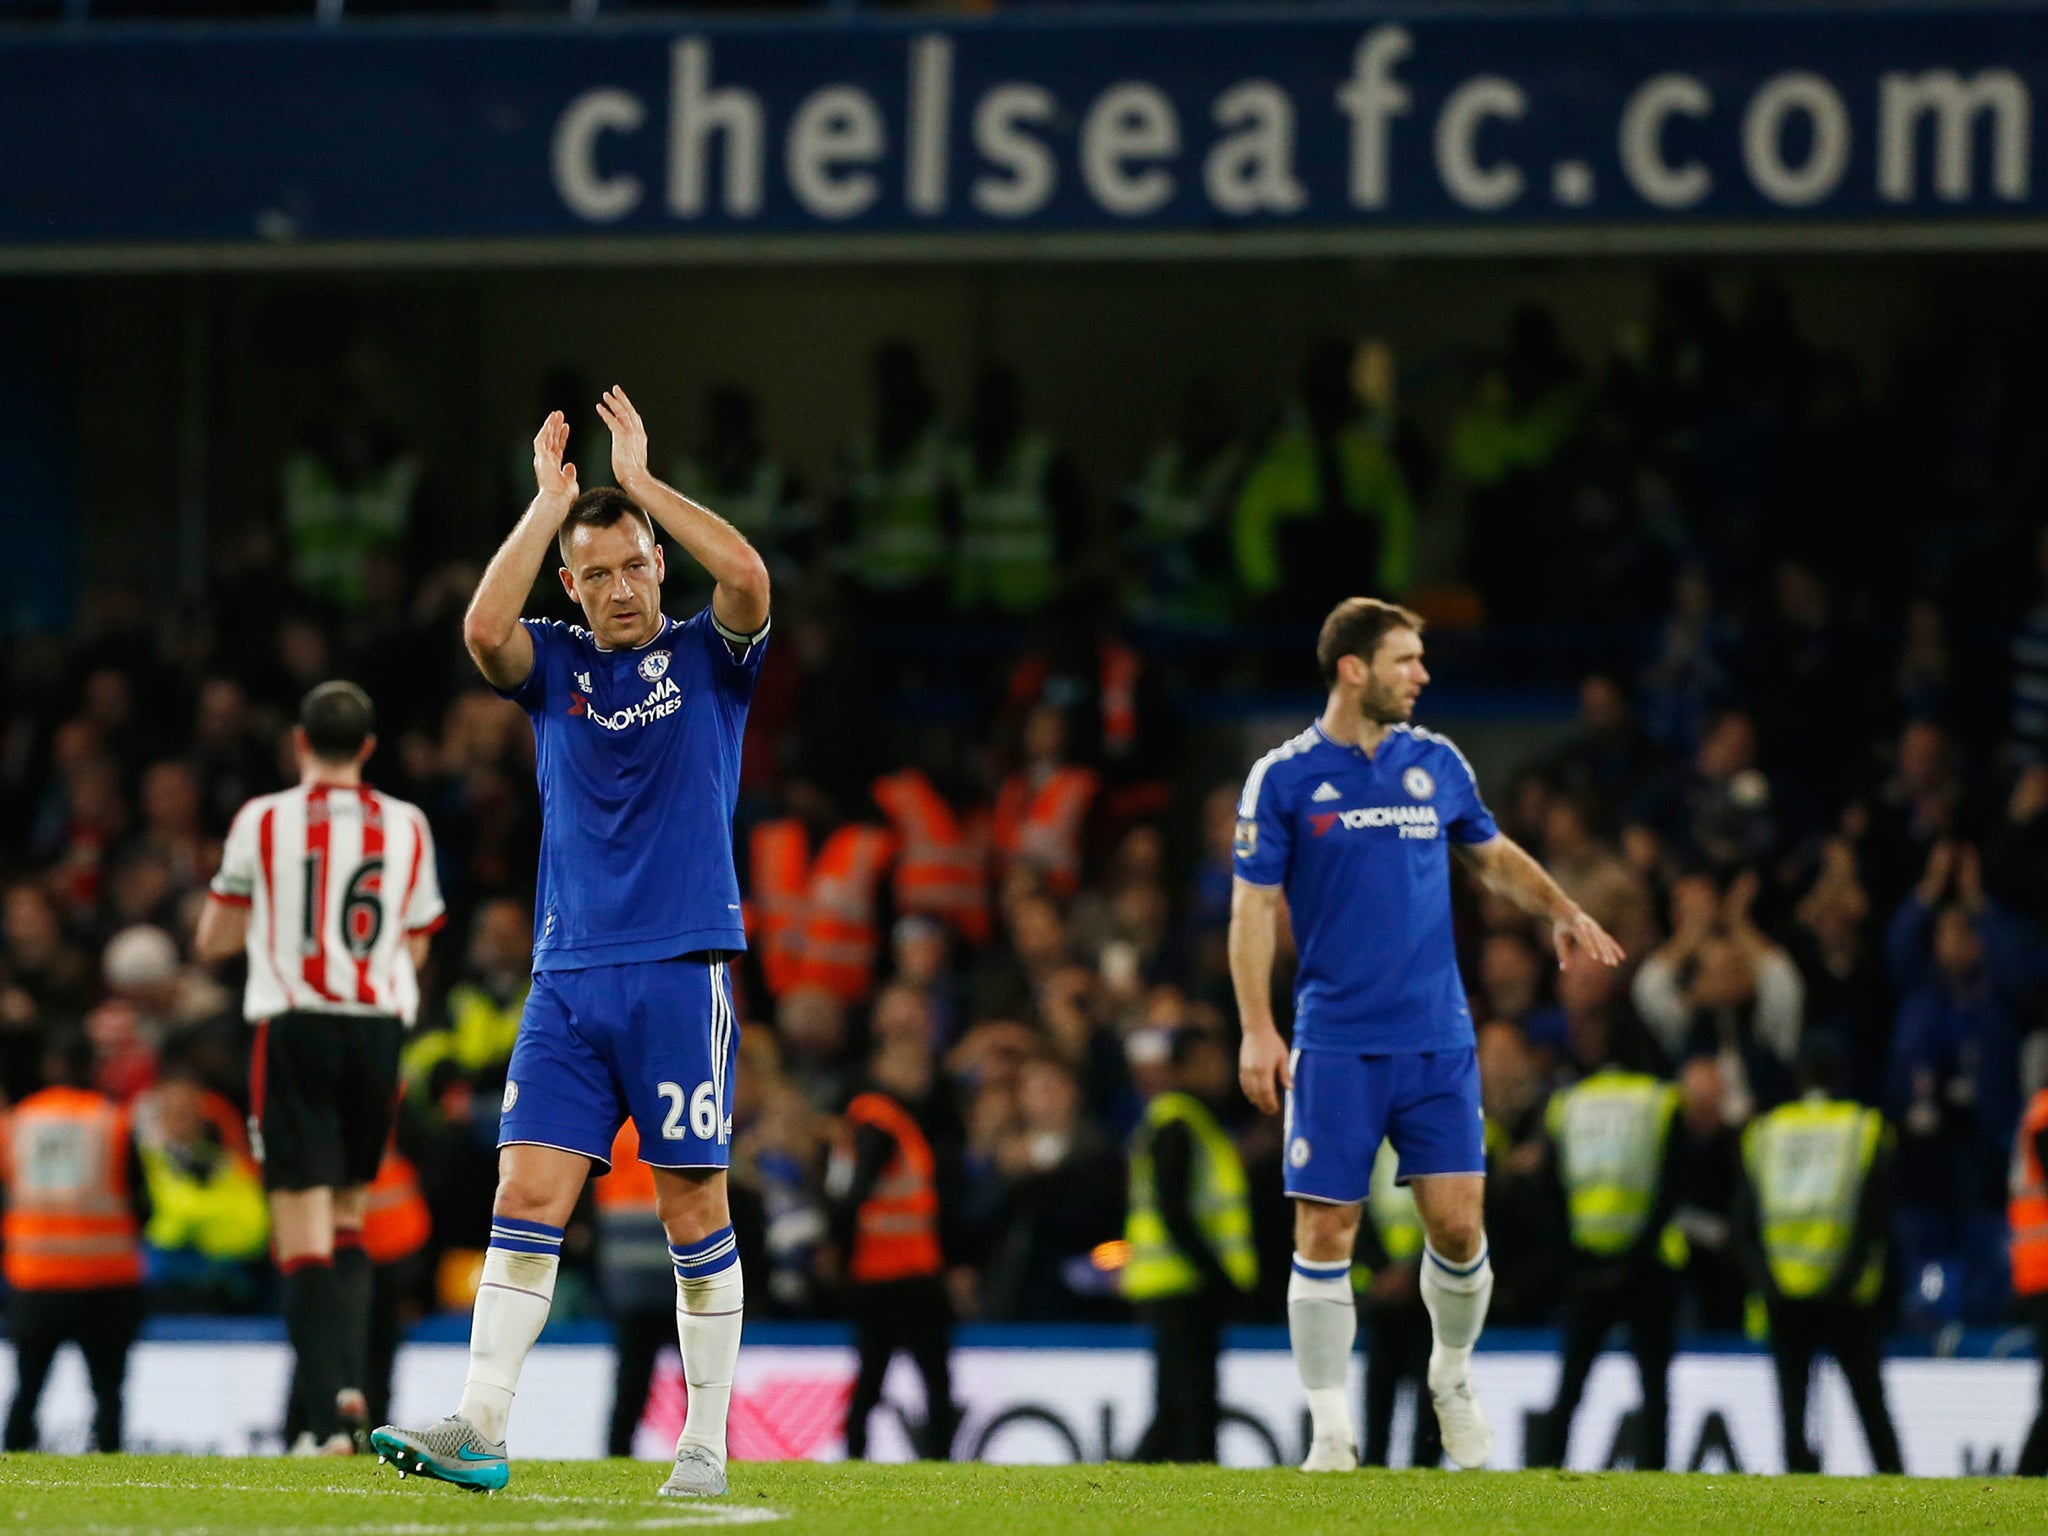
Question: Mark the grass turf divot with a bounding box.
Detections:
[3,1456,2048,1536]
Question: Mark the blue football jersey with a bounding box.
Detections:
[502,608,766,971]
[1234,721,1499,1054]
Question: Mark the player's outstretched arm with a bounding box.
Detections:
[598,386,770,637]
[1229,877,1294,1115]
[1454,834,1627,971]
[464,411,581,691]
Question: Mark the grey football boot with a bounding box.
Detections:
[658,1443,729,1497]
[370,1414,510,1492]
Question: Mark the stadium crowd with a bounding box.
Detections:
[3,269,2047,1379]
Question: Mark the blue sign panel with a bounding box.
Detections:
[0,7,2042,246]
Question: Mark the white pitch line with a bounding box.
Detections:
[29,1512,783,1535]
[0,1478,774,1510]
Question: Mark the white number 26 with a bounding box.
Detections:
[657,1080,720,1142]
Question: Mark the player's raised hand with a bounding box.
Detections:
[1238,1026,1293,1116]
[1553,906,1625,971]
[532,411,578,514]
[597,385,651,488]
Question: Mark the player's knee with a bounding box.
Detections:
[1426,1210,1486,1264]
[653,1169,728,1246]
[1293,1201,1360,1263]
[493,1167,568,1225]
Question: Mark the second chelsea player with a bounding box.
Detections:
[1230,597,1625,1472]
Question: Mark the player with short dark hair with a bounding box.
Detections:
[196,679,446,1455]
[372,388,769,1497]
[1230,596,1624,1472]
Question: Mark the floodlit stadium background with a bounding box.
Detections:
[3,0,2048,1477]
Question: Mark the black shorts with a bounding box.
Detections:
[250,1011,403,1193]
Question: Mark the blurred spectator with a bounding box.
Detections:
[1665,1055,1745,1332]
[778,987,852,1112]
[1235,338,1413,617]
[133,1074,270,1312]
[1123,383,1245,626]
[2008,524,2048,762]
[1635,709,1777,870]
[1477,931,1547,1035]
[982,1054,1124,1319]
[1450,307,1585,623]
[950,364,1082,618]
[0,883,94,1099]
[1886,841,2026,1320]
[991,706,1099,902]
[838,342,950,618]
[280,382,421,613]
[1862,720,1970,915]
[1632,870,1802,1114]
[829,1038,958,1462]
[1790,839,1890,1103]
[671,385,812,595]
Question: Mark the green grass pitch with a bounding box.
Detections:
[3,1456,2048,1535]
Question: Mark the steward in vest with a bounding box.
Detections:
[1124,1031,1257,1463]
[1353,1140,1442,1468]
[748,818,898,1004]
[670,387,813,596]
[827,1039,957,1461]
[950,365,1082,618]
[0,1032,149,1453]
[1122,385,1246,627]
[872,767,991,946]
[136,1075,271,1310]
[2014,1086,2048,1475]
[992,705,1099,901]
[1529,1065,1682,1471]
[281,388,421,612]
[839,343,952,616]
[1739,1053,1903,1474]
[597,1120,684,1458]
[1232,341,1414,619]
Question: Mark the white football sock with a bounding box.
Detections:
[672,1228,745,1462]
[456,1219,565,1444]
[1421,1240,1493,1390]
[1287,1253,1356,1446]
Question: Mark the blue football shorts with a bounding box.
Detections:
[499,956,738,1171]
[1282,1045,1485,1203]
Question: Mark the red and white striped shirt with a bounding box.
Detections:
[209,782,446,1024]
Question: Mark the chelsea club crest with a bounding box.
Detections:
[1403,766,1435,800]
[638,650,671,682]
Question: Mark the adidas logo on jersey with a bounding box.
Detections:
[1311,781,1343,802]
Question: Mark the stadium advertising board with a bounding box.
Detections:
[2,1339,2033,1475]
[0,7,2044,255]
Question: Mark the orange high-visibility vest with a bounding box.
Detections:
[872,769,991,945]
[840,1093,942,1284]
[361,1148,431,1265]
[992,766,1099,898]
[749,819,813,998]
[749,819,897,1003]
[1,1087,144,1292]
[2011,1088,2048,1296]
[801,826,897,1004]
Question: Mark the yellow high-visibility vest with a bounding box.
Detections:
[1743,1099,1887,1304]
[1548,1070,1680,1257]
[1123,1092,1258,1301]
